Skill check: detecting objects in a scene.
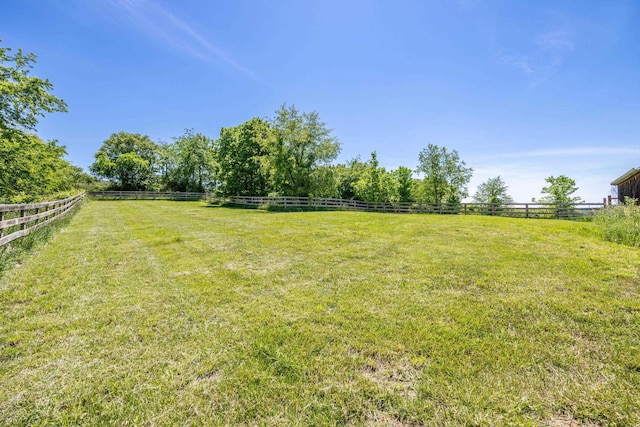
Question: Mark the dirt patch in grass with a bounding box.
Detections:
[364,410,412,427]
[544,414,599,427]
[361,357,420,399]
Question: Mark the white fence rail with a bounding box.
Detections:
[0,193,85,247]
[222,196,604,219]
[89,191,206,201]
[86,192,604,220]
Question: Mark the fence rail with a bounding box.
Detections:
[86,192,604,219]
[221,196,604,219]
[89,191,207,201]
[0,193,85,247]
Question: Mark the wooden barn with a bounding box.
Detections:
[611,167,640,204]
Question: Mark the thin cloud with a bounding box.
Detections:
[501,29,575,87]
[494,147,640,159]
[537,30,574,52]
[469,146,634,201]
[106,0,257,78]
[501,55,535,75]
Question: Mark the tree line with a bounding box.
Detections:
[90,105,481,204]
[1,40,582,206]
[1,39,93,203]
[90,107,582,207]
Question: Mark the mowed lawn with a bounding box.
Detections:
[1,201,639,426]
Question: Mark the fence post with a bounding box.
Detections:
[0,212,3,238]
[20,209,27,230]
[525,204,529,218]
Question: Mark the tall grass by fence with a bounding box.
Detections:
[0,193,85,247]
[594,200,640,246]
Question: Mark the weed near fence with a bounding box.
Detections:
[594,200,640,247]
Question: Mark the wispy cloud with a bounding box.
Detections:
[492,147,640,159]
[501,29,574,87]
[468,146,634,202]
[537,30,574,51]
[106,0,256,78]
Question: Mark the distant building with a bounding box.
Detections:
[611,167,640,204]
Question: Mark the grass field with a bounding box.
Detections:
[1,201,639,426]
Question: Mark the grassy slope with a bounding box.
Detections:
[1,201,639,426]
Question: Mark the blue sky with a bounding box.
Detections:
[2,0,639,202]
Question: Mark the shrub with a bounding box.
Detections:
[594,199,640,247]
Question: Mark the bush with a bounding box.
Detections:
[594,199,640,247]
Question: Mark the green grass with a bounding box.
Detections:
[1,201,639,426]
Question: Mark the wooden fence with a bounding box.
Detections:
[85,192,604,219]
[0,193,85,247]
[89,191,207,201]
[222,196,604,219]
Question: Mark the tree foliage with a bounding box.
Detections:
[163,129,216,192]
[216,118,271,196]
[333,155,417,203]
[0,133,90,202]
[538,175,582,205]
[308,166,339,198]
[90,132,160,190]
[353,152,396,202]
[393,166,415,203]
[416,144,472,203]
[473,176,513,205]
[266,104,340,197]
[0,40,86,202]
[334,158,367,200]
[0,39,67,135]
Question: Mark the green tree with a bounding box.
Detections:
[309,165,339,198]
[416,144,472,203]
[266,104,340,197]
[0,133,86,202]
[0,40,80,202]
[473,176,513,204]
[538,175,582,205]
[1,40,67,136]
[163,129,216,192]
[334,157,367,200]
[353,151,395,202]
[90,132,160,190]
[393,166,415,203]
[215,118,271,196]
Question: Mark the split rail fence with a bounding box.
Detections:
[89,191,206,201]
[86,192,604,220]
[222,196,604,219]
[0,193,85,247]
